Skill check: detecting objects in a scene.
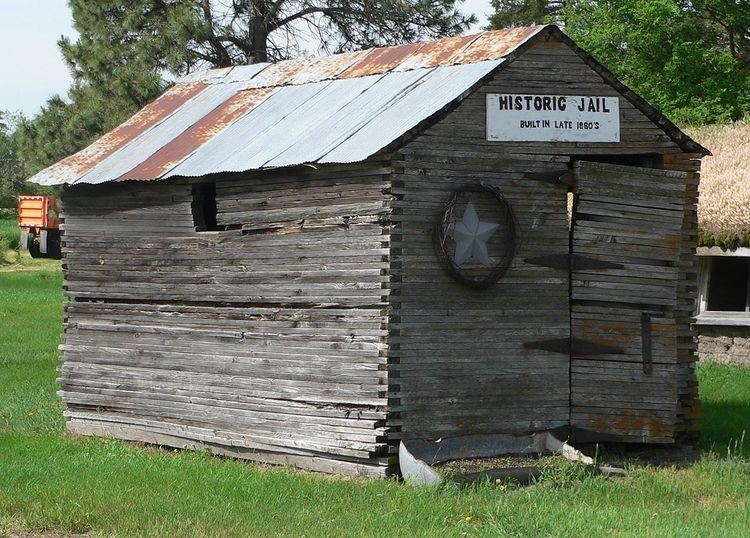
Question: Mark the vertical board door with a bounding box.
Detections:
[570,161,688,443]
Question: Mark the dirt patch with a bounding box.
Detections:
[434,454,557,478]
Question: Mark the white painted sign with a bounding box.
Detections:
[486,94,620,142]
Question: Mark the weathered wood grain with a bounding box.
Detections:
[60,164,393,474]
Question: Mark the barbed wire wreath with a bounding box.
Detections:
[434,183,519,289]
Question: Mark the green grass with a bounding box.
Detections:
[0,217,61,269]
[698,362,750,457]
[0,270,64,436]
[1,269,750,536]
[0,217,20,253]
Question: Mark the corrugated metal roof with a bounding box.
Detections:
[77,83,243,185]
[32,83,207,185]
[30,26,547,186]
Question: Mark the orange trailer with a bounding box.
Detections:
[17,195,61,259]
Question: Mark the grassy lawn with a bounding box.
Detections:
[0,217,60,270]
[1,269,750,536]
[0,217,20,251]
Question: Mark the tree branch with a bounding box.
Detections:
[199,0,233,66]
[270,6,341,31]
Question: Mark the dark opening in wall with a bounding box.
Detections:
[191,183,220,231]
[707,257,750,311]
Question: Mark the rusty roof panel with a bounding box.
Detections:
[454,25,545,63]
[167,81,336,178]
[200,75,391,172]
[338,41,424,79]
[119,86,279,181]
[265,70,429,167]
[76,83,243,185]
[393,33,482,71]
[223,76,383,171]
[242,57,310,88]
[290,49,371,85]
[31,83,207,186]
[179,66,235,84]
[223,63,271,84]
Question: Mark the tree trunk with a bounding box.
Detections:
[251,0,268,64]
[728,27,737,60]
[252,20,268,63]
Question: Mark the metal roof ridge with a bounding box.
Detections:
[177,26,546,87]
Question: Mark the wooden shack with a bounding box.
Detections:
[30,25,709,477]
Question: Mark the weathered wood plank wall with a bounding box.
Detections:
[60,163,394,476]
[662,152,702,441]
[391,35,692,445]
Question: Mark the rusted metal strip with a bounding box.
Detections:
[569,426,630,444]
[524,253,624,271]
[119,87,278,181]
[525,254,566,269]
[571,254,624,271]
[30,83,207,186]
[641,312,653,374]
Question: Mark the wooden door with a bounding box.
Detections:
[570,161,688,443]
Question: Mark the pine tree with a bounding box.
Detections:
[17,1,180,174]
[487,0,561,28]
[171,0,477,65]
[0,112,26,209]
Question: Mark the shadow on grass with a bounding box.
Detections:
[698,362,750,457]
[700,400,749,457]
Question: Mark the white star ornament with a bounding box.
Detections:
[449,201,500,267]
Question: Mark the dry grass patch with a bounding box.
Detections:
[688,121,750,247]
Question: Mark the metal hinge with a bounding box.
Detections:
[525,253,624,271]
[523,337,623,356]
[527,169,574,187]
